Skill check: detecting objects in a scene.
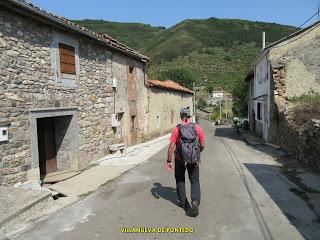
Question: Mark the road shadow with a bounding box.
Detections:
[216,127,296,167]
[150,183,194,217]
[150,182,178,206]
[244,163,320,240]
[214,126,242,141]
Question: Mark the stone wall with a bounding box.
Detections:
[273,116,320,170]
[298,120,320,169]
[268,24,320,98]
[268,65,320,170]
[147,88,193,139]
[112,53,148,146]
[0,9,147,185]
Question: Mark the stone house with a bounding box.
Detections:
[247,21,320,168]
[147,80,193,137]
[0,0,150,186]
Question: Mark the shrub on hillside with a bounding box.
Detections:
[291,90,320,127]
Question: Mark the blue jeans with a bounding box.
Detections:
[175,159,201,204]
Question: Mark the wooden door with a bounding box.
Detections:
[37,118,57,178]
[43,118,57,174]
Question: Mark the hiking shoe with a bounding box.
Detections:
[191,201,199,217]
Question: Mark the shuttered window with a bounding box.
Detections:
[59,43,76,75]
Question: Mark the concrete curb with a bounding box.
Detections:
[0,192,52,228]
[91,134,170,165]
[0,192,53,237]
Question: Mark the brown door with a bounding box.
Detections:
[37,118,57,179]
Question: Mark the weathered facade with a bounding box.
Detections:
[249,22,320,141]
[248,22,320,169]
[147,80,193,138]
[0,0,149,185]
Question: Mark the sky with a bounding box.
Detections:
[30,0,320,28]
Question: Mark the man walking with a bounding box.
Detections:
[167,108,205,217]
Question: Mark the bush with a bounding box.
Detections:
[291,90,320,127]
[197,97,207,109]
[232,79,248,117]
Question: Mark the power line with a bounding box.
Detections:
[299,9,319,28]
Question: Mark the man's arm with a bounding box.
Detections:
[167,142,175,163]
[199,140,205,152]
[196,125,205,153]
[167,142,175,172]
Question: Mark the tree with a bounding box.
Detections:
[207,85,214,94]
[159,68,195,89]
[232,79,248,117]
[197,97,207,109]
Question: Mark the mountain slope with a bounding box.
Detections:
[72,19,165,50]
[74,18,299,90]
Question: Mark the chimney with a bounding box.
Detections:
[262,31,266,49]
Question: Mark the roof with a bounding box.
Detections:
[2,0,149,61]
[148,80,194,94]
[256,21,320,63]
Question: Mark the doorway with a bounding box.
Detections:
[37,117,57,180]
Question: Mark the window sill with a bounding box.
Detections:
[56,77,77,88]
[61,73,76,80]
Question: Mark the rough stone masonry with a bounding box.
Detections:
[0,3,149,185]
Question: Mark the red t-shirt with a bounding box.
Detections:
[169,120,205,160]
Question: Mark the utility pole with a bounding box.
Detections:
[219,101,222,119]
[225,98,228,119]
[193,81,196,123]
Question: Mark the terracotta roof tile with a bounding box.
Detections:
[148,80,193,94]
[6,0,149,61]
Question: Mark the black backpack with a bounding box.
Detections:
[176,123,200,165]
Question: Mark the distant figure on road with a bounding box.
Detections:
[167,108,205,217]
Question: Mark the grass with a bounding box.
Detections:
[290,90,320,127]
[291,90,320,104]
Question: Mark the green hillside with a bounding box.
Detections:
[74,18,298,90]
[72,19,165,50]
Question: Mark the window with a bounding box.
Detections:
[257,102,262,120]
[59,43,76,75]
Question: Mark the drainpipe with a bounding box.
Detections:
[111,54,116,114]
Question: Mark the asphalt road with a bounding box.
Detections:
[13,121,320,240]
